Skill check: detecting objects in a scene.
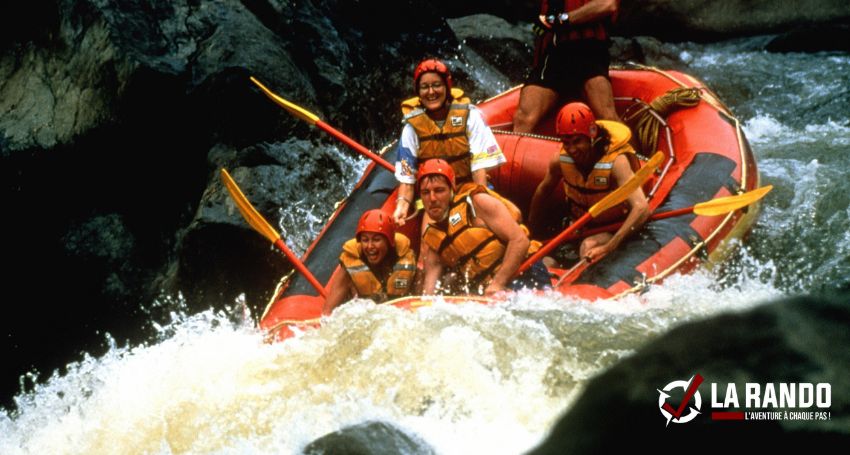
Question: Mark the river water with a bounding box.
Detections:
[1,37,848,454]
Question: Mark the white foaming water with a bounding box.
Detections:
[1,264,785,455]
[277,147,371,255]
[744,114,850,148]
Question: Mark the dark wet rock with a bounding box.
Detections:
[174,139,355,312]
[527,292,850,452]
[303,421,436,455]
[433,0,850,42]
[766,24,850,53]
[172,163,291,311]
[436,0,850,44]
[282,0,461,140]
[439,0,538,23]
[610,35,689,68]
[616,0,850,42]
[447,14,534,85]
[0,0,306,154]
[62,213,138,299]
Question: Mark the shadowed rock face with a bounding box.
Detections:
[615,0,850,42]
[766,24,850,53]
[526,292,850,453]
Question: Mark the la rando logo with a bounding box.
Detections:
[712,382,831,409]
[658,373,832,426]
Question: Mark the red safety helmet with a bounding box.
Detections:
[356,209,395,247]
[417,158,456,190]
[556,102,598,139]
[413,58,453,92]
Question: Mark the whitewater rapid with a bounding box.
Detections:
[1,265,783,454]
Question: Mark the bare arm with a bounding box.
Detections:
[394,124,419,226]
[472,193,531,294]
[583,154,649,262]
[392,183,415,226]
[567,0,619,25]
[323,268,354,315]
[420,242,444,295]
[527,152,562,237]
[471,168,488,186]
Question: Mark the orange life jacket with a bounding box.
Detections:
[422,186,540,290]
[339,233,416,302]
[401,89,474,183]
[560,120,641,225]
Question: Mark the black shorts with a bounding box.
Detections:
[526,39,611,100]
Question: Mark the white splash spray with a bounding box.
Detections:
[1,264,785,455]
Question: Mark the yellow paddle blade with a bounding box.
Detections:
[693,185,773,216]
[249,76,320,124]
[588,151,664,217]
[220,168,281,244]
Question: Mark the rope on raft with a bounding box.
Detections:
[623,87,702,156]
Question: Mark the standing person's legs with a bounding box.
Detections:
[513,84,560,133]
[583,75,619,121]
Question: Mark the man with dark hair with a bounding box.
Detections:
[417,159,549,296]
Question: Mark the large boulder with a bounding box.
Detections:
[437,0,850,42]
[527,292,850,452]
[303,421,435,455]
[766,23,850,53]
[0,0,308,154]
[616,0,850,42]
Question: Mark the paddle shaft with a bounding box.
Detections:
[250,76,394,172]
[274,239,327,298]
[556,206,695,244]
[554,258,588,287]
[521,184,771,283]
[518,212,591,274]
[549,185,773,244]
[220,168,328,298]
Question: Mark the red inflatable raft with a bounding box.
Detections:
[259,66,761,340]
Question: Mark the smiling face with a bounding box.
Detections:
[419,175,453,222]
[560,133,596,168]
[417,72,448,113]
[358,232,390,266]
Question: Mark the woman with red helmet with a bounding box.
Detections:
[392,58,507,227]
[527,102,649,266]
[323,209,417,314]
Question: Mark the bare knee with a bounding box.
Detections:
[514,85,558,133]
[580,233,612,256]
[513,105,543,133]
[584,76,619,121]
